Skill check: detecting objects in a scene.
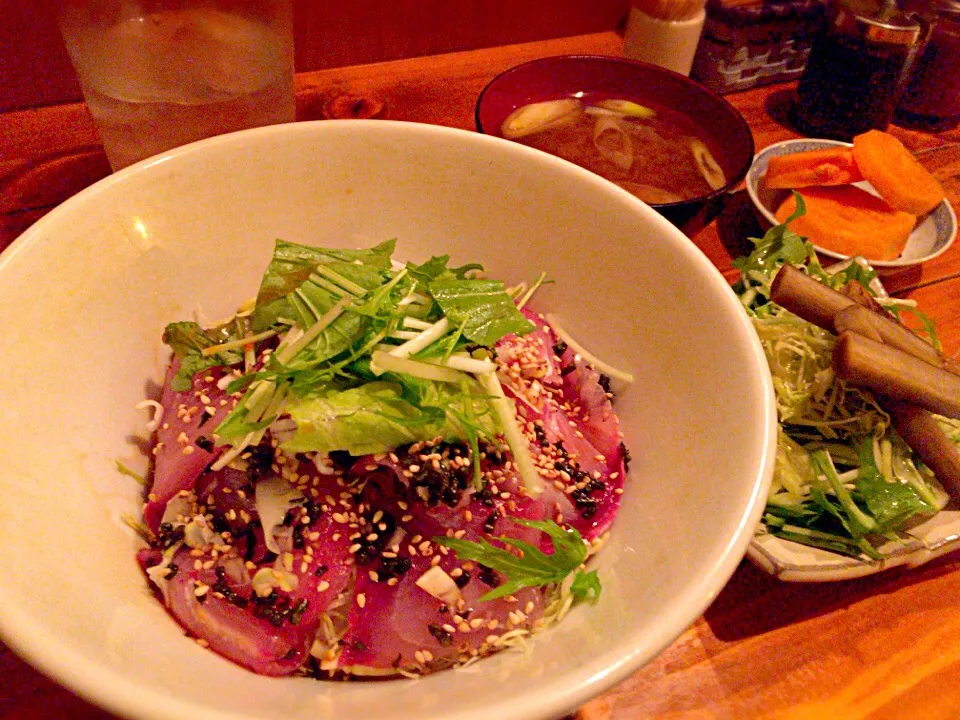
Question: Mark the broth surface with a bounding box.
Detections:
[506,94,720,204]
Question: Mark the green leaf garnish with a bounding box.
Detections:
[277,379,499,455]
[570,569,601,603]
[429,278,535,346]
[434,518,597,602]
[163,321,243,391]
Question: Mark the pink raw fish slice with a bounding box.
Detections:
[337,472,549,673]
[144,359,233,531]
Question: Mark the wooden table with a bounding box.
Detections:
[3,30,960,720]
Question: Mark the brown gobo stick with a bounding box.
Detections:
[770,263,960,498]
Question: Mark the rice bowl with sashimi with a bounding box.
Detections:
[135,238,629,678]
[0,119,775,720]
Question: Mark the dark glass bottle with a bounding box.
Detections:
[896,0,960,131]
[794,0,925,140]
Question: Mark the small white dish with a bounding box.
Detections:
[745,263,960,581]
[746,138,957,269]
[748,512,960,581]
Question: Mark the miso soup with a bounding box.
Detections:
[500,95,727,205]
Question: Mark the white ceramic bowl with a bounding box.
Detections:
[0,120,775,720]
[746,138,957,269]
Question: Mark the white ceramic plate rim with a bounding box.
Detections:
[746,138,957,269]
[0,120,778,720]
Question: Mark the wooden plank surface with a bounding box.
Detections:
[2,28,960,720]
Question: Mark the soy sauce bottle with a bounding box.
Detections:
[794,0,926,140]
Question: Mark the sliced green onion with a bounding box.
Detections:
[276,298,350,364]
[370,351,467,383]
[477,371,543,495]
[388,318,450,360]
[201,329,279,357]
[313,265,367,297]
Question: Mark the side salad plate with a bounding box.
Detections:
[746,138,957,269]
[749,510,960,581]
[734,211,960,581]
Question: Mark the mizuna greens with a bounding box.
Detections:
[734,199,959,559]
[170,239,537,484]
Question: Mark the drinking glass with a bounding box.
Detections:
[58,0,295,170]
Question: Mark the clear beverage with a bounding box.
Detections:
[60,3,295,170]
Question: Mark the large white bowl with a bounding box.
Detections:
[0,120,775,720]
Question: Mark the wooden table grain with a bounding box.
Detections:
[2,30,960,720]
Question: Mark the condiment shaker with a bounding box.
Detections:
[623,0,707,76]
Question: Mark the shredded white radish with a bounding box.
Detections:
[545,314,634,384]
[516,272,547,310]
[201,329,278,357]
[135,399,164,431]
[210,430,257,471]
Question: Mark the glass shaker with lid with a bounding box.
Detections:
[794,0,926,140]
[896,0,960,131]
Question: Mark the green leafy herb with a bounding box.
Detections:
[429,278,535,346]
[277,379,499,456]
[160,238,550,494]
[569,569,602,603]
[434,518,596,602]
[162,321,243,391]
[853,439,934,528]
[732,192,810,282]
[251,239,395,331]
[406,255,483,285]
